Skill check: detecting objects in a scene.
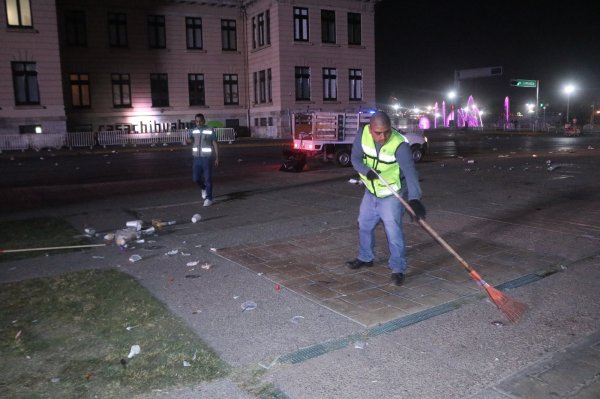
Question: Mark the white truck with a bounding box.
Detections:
[291,112,428,167]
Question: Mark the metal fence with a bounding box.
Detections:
[0,128,236,152]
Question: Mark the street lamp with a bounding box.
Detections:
[563,84,575,124]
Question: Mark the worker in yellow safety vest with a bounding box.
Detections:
[186,113,219,207]
[347,111,426,286]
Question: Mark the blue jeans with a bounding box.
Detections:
[192,157,213,200]
[357,191,406,273]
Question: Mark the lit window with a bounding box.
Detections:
[6,0,32,27]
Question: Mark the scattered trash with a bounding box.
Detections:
[115,228,140,247]
[84,227,96,236]
[290,315,304,324]
[92,256,104,259]
[192,350,197,361]
[491,321,505,327]
[354,341,366,349]
[201,263,212,270]
[125,325,138,331]
[152,219,176,229]
[233,296,240,299]
[547,165,560,172]
[241,301,257,312]
[348,178,359,184]
[191,214,201,223]
[210,247,217,252]
[588,145,595,150]
[126,220,143,231]
[141,226,155,235]
[180,252,191,256]
[274,284,281,292]
[257,272,264,276]
[186,261,200,267]
[51,377,60,383]
[104,233,115,241]
[135,239,145,244]
[165,249,179,256]
[127,344,141,358]
[466,159,475,164]
[237,158,243,162]
[128,254,142,263]
[120,358,127,369]
[183,360,191,367]
[185,274,201,278]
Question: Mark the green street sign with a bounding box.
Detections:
[510,79,537,88]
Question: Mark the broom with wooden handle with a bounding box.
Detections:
[0,244,106,254]
[370,168,527,322]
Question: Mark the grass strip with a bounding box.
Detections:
[0,217,90,262]
[0,268,228,398]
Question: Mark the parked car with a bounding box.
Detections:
[398,129,428,163]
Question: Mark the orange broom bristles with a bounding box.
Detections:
[484,285,528,323]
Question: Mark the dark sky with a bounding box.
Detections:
[374,0,600,120]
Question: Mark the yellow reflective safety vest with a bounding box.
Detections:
[359,125,406,197]
[190,126,214,158]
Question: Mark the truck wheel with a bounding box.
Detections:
[335,149,352,167]
[411,145,424,163]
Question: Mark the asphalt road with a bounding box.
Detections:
[1,132,599,212]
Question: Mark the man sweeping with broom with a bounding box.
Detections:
[349,112,527,321]
[347,111,426,286]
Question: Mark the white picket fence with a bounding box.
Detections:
[0,128,236,152]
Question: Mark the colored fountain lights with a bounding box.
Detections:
[427,96,485,128]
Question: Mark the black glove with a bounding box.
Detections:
[366,170,379,180]
[408,199,426,220]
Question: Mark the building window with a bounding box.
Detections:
[108,13,128,47]
[321,10,335,44]
[253,68,272,104]
[150,73,169,107]
[223,74,239,105]
[188,73,205,106]
[257,13,265,46]
[349,69,362,100]
[111,73,131,107]
[69,73,90,108]
[259,70,266,103]
[253,72,258,103]
[347,12,361,45]
[252,10,270,49]
[266,10,271,45]
[65,10,87,46]
[251,17,256,49]
[295,66,310,101]
[267,68,272,102]
[148,15,166,49]
[323,68,337,101]
[6,0,32,27]
[293,7,309,42]
[12,61,39,105]
[221,19,236,51]
[186,17,203,49]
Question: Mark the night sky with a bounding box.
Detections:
[374,0,600,121]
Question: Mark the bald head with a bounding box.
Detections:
[370,112,391,128]
[368,111,392,145]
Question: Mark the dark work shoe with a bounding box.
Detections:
[391,273,405,286]
[347,258,374,270]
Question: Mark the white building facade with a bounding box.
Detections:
[1,0,377,138]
